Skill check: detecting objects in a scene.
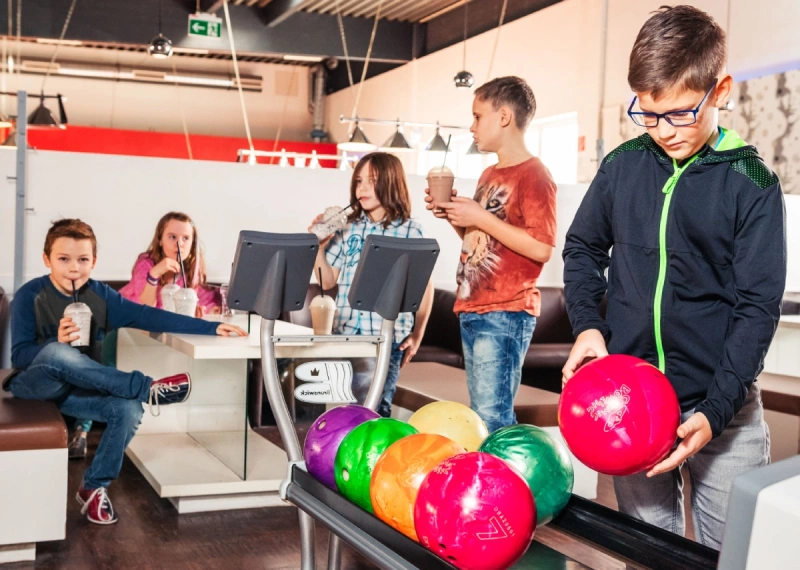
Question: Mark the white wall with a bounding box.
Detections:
[1,149,797,299]
[0,148,591,296]
[327,0,800,182]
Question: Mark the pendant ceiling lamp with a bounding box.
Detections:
[453,1,474,89]
[149,0,173,59]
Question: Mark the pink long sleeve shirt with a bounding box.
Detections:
[119,254,221,312]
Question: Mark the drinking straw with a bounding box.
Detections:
[71,280,78,303]
[177,242,188,287]
[441,135,452,169]
[318,267,324,295]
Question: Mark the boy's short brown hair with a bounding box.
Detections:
[44,219,97,257]
[474,76,537,130]
[628,5,726,99]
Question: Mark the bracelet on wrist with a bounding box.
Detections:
[146,272,159,286]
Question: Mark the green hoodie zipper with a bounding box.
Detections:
[653,155,698,372]
[622,128,755,374]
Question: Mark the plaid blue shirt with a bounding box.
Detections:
[326,214,425,342]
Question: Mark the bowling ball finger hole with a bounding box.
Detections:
[342,469,350,482]
[317,421,327,430]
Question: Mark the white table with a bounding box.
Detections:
[117,315,377,513]
[760,315,800,461]
[764,315,800,377]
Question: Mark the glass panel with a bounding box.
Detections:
[185,313,252,480]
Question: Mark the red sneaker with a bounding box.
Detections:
[76,485,118,525]
[148,372,192,416]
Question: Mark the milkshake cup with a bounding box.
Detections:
[161,283,180,313]
[309,294,336,335]
[173,288,199,318]
[64,302,92,347]
[427,166,455,210]
[311,206,348,240]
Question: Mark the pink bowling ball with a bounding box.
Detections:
[558,354,681,476]
[414,452,536,570]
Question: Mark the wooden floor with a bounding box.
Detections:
[5,427,696,570]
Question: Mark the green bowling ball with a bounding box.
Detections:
[479,424,574,526]
[334,418,418,513]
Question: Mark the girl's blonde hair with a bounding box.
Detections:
[139,212,207,287]
[348,152,411,228]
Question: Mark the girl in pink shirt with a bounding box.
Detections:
[120,212,220,316]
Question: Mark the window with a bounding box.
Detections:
[525,112,578,184]
[410,112,578,183]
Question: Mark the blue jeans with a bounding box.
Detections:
[460,311,536,434]
[9,342,150,489]
[613,383,770,549]
[352,341,404,418]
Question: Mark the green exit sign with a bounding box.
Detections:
[188,14,222,39]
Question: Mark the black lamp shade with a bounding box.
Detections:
[425,129,449,152]
[28,98,61,128]
[380,129,412,152]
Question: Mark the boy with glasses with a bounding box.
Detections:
[562,6,785,548]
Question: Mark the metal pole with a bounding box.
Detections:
[596,0,609,166]
[260,318,315,570]
[327,531,343,570]
[363,318,394,412]
[13,90,27,292]
[327,318,392,570]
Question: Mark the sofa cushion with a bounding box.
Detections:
[524,343,574,369]
[531,287,574,344]
[419,289,463,355]
[413,346,463,369]
[394,362,560,427]
[0,389,68,452]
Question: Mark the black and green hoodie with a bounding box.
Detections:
[563,128,786,438]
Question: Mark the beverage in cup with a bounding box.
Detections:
[427,166,455,210]
[311,206,348,240]
[309,293,336,335]
[220,283,232,317]
[161,283,181,313]
[64,302,92,347]
[173,288,199,318]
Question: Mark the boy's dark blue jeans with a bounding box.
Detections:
[8,342,150,490]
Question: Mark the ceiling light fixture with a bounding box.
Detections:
[379,120,412,152]
[172,47,210,55]
[283,54,325,63]
[337,120,377,152]
[466,140,483,155]
[425,125,449,152]
[149,0,173,59]
[35,38,82,46]
[27,93,67,129]
[454,1,474,89]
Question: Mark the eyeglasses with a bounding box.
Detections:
[628,80,717,128]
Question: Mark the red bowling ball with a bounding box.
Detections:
[558,354,680,476]
[413,452,536,570]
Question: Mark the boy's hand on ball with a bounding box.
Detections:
[562,330,608,386]
[646,413,712,477]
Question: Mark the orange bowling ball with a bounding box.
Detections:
[370,433,466,541]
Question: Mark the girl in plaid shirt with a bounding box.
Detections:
[311,152,434,417]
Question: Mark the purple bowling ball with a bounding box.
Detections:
[304,405,380,489]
